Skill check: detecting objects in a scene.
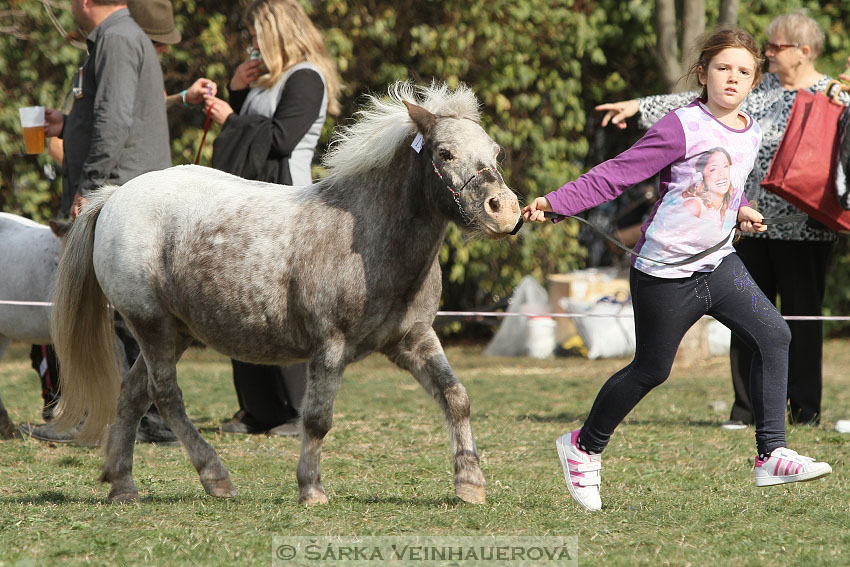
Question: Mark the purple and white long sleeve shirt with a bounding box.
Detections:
[546,100,761,278]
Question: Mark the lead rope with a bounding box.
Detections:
[542,211,808,267]
[194,101,215,165]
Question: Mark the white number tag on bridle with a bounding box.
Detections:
[411,133,424,153]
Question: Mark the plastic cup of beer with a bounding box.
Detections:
[19,106,45,154]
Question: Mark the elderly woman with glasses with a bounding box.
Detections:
[592,11,849,429]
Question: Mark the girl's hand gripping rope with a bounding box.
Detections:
[521,197,553,223]
[736,205,766,233]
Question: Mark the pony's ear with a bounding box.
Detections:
[48,219,70,238]
[404,100,437,137]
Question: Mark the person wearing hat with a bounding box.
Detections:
[28,0,179,445]
[126,0,217,107]
[127,0,181,51]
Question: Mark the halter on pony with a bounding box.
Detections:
[429,158,501,225]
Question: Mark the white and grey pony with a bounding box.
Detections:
[50,81,521,505]
[0,213,67,438]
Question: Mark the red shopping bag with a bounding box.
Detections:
[761,81,850,231]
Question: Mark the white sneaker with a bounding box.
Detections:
[556,429,602,511]
[754,447,832,487]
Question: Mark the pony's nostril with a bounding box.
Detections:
[488,197,501,213]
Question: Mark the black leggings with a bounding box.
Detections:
[579,253,790,456]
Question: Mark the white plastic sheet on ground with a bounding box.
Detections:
[561,297,635,360]
[706,317,731,356]
[484,275,556,358]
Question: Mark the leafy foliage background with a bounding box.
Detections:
[2,0,850,334]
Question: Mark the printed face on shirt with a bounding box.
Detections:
[697,47,756,113]
[681,148,735,220]
[702,150,732,201]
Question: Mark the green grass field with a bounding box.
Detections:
[1,340,849,566]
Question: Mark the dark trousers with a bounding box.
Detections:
[580,254,790,456]
[729,238,833,425]
[30,345,60,421]
[32,314,167,423]
[231,361,306,430]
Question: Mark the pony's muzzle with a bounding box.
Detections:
[482,189,521,234]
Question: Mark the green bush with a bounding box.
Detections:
[2,0,850,334]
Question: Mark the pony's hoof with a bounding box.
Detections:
[1,426,22,440]
[299,488,329,506]
[0,416,20,439]
[107,490,140,504]
[202,477,237,498]
[455,482,486,504]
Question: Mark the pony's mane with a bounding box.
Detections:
[322,81,480,181]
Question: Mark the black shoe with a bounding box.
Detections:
[267,420,299,437]
[789,414,820,426]
[219,410,267,434]
[136,412,179,445]
[20,422,80,443]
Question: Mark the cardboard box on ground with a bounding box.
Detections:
[546,268,730,365]
[547,268,634,360]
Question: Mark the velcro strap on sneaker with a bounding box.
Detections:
[574,462,602,473]
[576,476,602,487]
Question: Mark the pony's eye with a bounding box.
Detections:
[438,148,454,161]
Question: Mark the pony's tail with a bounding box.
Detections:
[51,186,122,444]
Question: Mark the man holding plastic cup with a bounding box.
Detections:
[23,0,177,446]
[43,0,169,219]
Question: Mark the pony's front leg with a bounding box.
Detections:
[297,345,345,505]
[384,324,486,504]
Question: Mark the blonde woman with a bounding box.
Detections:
[196,0,341,436]
[202,0,340,185]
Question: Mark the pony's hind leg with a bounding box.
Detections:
[100,353,150,502]
[134,324,236,499]
[297,345,345,505]
[384,323,486,503]
[0,396,19,440]
[0,337,20,439]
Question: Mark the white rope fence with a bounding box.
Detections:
[4,300,850,321]
[434,310,850,322]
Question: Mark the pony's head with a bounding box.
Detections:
[323,81,521,237]
[405,98,520,237]
[404,101,520,238]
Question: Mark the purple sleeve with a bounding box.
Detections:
[545,112,686,217]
